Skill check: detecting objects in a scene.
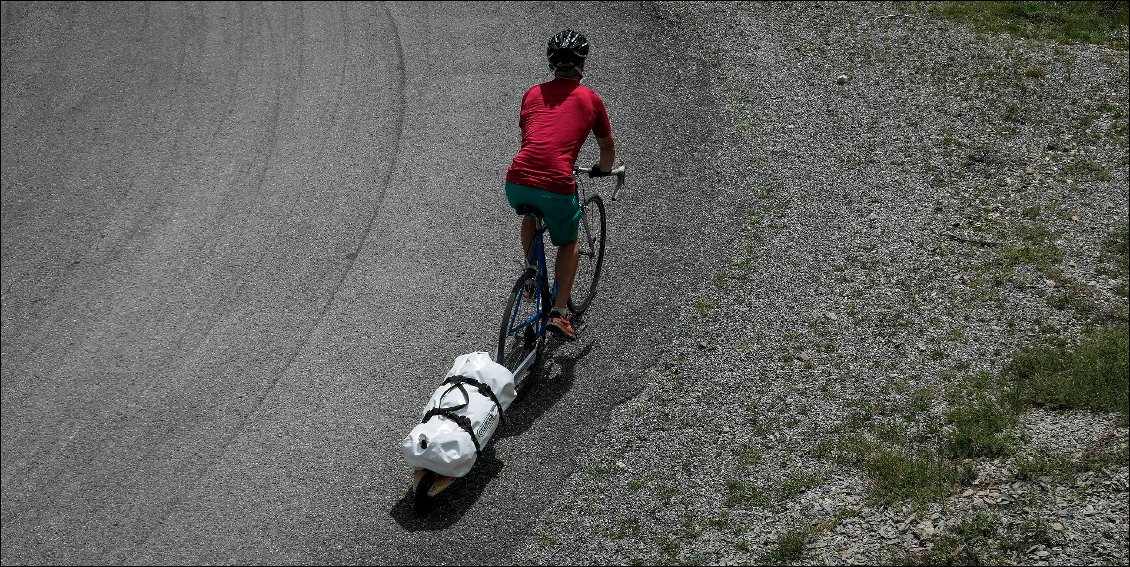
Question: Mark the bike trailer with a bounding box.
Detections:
[400,352,517,478]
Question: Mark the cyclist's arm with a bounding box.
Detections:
[596,134,616,173]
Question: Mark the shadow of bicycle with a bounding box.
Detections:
[388,337,595,528]
[494,338,592,440]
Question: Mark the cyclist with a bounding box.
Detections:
[505,29,616,340]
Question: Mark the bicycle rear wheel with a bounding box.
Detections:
[568,194,606,315]
[497,269,547,393]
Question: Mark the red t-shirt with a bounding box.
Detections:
[506,78,612,195]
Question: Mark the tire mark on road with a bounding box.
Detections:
[1,1,202,495]
[133,2,407,553]
[126,2,292,554]
[235,0,405,430]
[271,0,404,352]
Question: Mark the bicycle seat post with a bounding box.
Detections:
[528,214,546,232]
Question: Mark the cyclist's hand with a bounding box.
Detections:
[587,162,611,178]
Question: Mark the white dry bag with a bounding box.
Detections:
[400,352,517,477]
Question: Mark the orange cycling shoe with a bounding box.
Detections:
[547,310,577,341]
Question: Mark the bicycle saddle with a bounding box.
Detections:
[514,205,545,218]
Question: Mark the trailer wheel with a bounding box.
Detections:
[414,470,437,514]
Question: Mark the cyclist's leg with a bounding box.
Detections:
[505,182,582,312]
[506,183,538,260]
[553,239,579,312]
[547,236,580,339]
[544,194,582,314]
[520,216,535,262]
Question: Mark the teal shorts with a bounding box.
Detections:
[505,182,581,246]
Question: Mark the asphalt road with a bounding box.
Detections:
[2,2,736,563]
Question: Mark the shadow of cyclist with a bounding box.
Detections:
[493,339,592,440]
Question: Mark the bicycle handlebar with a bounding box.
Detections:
[574,164,627,201]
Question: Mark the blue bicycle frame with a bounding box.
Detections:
[502,214,558,375]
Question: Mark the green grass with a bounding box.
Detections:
[1007,324,1130,416]
[1000,517,1055,553]
[1063,157,1112,180]
[995,222,1064,274]
[655,534,680,558]
[533,531,558,548]
[894,511,1000,564]
[1013,439,1130,480]
[758,529,808,564]
[1102,222,1130,277]
[587,460,618,481]
[694,297,718,319]
[943,376,1020,458]
[681,516,703,541]
[841,437,973,505]
[897,534,984,565]
[734,441,763,467]
[657,484,679,506]
[612,515,641,539]
[888,511,1004,564]
[930,1,1130,49]
[1044,272,1115,321]
[939,323,1128,464]
[957,510,1002,540]
[1100,222,1130,302]
[908,386,935,411]
[778,467,830,499]
[829,323,1129,515]
[723,478,770,508]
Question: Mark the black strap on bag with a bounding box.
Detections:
[443,374,505,423]
[422,406,480,454]
[419,374,505,456]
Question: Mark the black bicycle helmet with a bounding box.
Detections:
[547,29,589,71]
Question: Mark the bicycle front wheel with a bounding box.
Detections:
[568,194,606,315]
[497,269,546,392]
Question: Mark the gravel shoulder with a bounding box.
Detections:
[514,2,1129,565]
